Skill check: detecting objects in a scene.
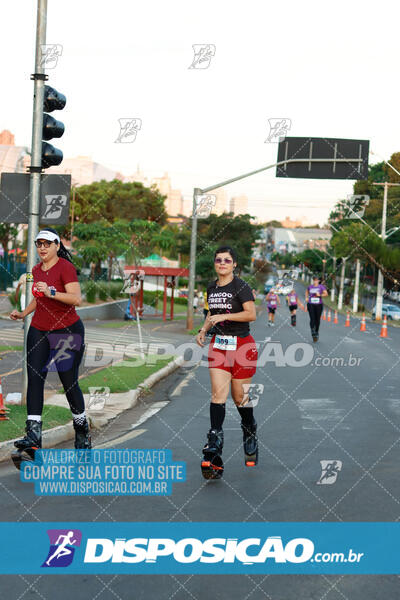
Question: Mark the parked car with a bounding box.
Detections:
[372,304,400,321]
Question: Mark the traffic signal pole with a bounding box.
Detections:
[185,156,364,330]
[22,0,48,404]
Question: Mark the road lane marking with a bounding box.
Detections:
[97,428,147,448]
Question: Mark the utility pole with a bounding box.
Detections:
[371,181,400,320]
[353,258,360,313]
[375,181,388,321]
[22,0,48,404]
[338,257,347,310]
[330,256,336,302]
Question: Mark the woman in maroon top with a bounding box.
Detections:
[10,228,91,452]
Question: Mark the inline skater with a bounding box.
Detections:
[265,288,280,326]
[305,275,328,342]
[10,228,90,467]
[196,246,258,478]
[286,287,305,326]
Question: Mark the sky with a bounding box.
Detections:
[1,0,399,226]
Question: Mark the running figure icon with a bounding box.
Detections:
[45,531,77,566]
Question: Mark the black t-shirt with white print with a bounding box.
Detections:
[206,276,254,337]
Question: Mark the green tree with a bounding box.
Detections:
[177,213,260,285]
[0,224,18,254]
[71,180,167,227]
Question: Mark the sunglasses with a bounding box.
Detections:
[214,257,233,264]
[35,240,54,248]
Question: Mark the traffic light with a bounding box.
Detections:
[42,85,66,168]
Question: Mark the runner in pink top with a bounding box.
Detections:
[286,288,305,327]
[265,290,280,327]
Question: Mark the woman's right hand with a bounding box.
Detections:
[10,310,24,320]
[196,330,206,347]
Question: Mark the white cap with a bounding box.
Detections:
[35,230,60,244]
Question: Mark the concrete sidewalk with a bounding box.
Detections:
[0,355,184,462]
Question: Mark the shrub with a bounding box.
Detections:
[109,282,122,300]
[97,282,108,302]
[8,290,18,309]
[85,281,97,303]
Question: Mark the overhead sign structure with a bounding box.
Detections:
[0,173,71,224]
[276,137,369,180]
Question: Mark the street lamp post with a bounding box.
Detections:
[186,154,369,329]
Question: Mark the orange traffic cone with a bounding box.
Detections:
[380,315,388,338]
[322,310,326,321]
[327,310,331,322]
[0,377,9,421]
[345,311,350,327]
[360,313,366,332]
[334,310,338,324]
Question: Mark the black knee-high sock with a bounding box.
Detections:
[210,403,226,430]
[237,405,254,426]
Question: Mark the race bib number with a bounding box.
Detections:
[310,297,320,304]
[213,335,237,351]
[270,300,276,306]
[289,295,296,304]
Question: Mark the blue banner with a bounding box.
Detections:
[19,449,186,496]
[0,522,398,574]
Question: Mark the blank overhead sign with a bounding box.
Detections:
[0,173,71,224]
[276,137,369,180]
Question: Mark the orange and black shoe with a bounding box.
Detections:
[201,429,224,480]
[12,419,42,470]
[241,420,258,467]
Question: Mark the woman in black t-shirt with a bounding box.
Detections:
[196,246,259,471]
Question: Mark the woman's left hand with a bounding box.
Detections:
[36,281,51,297]
[209,314,226,325]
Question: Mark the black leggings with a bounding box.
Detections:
[27,319,85,416]
[307,303,323,333]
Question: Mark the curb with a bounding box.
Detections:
[0,356,184,463]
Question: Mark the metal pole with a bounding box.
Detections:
[331,256,336,302]
[186,188,200,330]
[353,258,360,313]
[70,184,75,248]
[22,0,47,404]
[338,258,346,310]
[375,181,388,321]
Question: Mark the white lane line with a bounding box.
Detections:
[170,370,196,397]
[97,428,147,448]
[130,402,169,429]
[296,398,351,431]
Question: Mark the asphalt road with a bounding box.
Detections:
[1,289,400,599]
